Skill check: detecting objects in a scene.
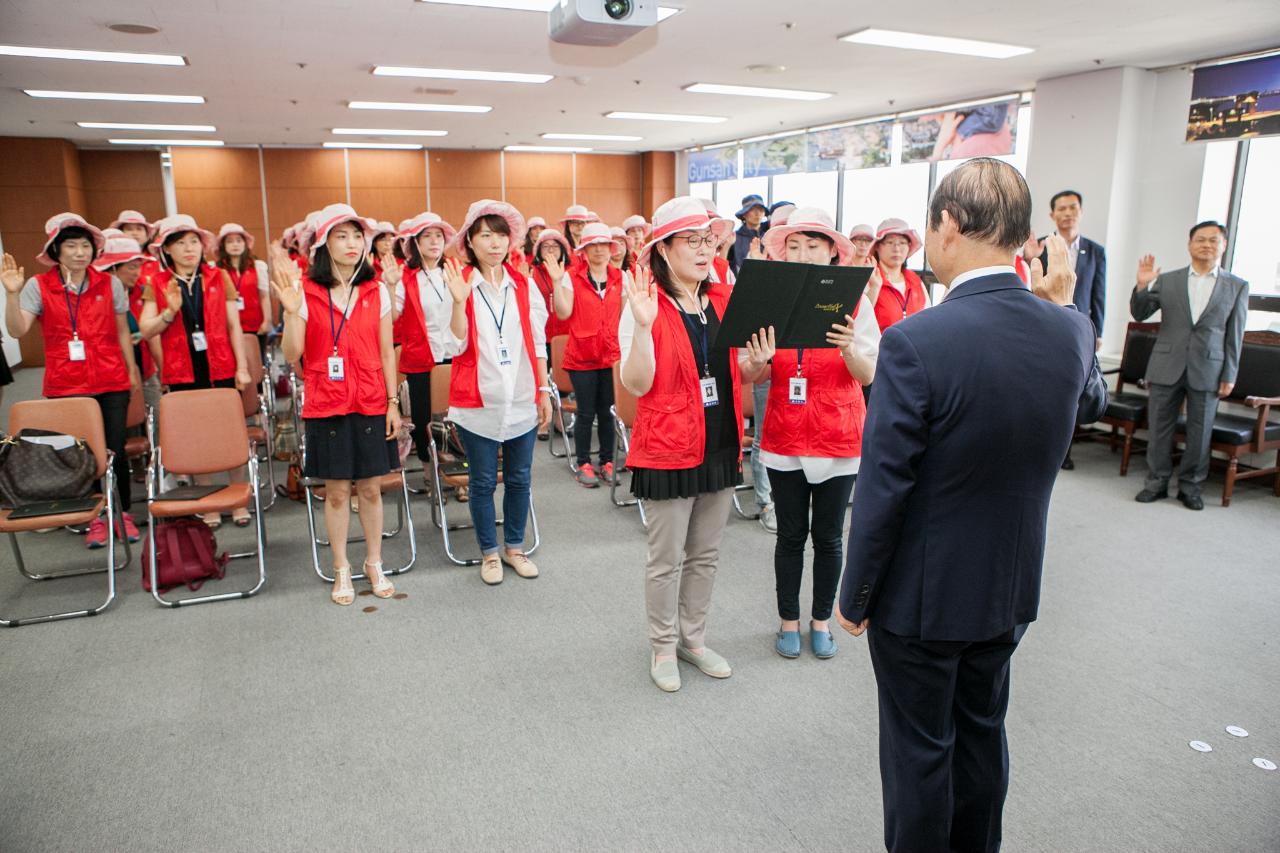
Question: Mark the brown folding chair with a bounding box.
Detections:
[0,397,130,626]
[146,389,267,607]
[733,379,761,520]
[240,333,277,510]
[609,362,647,526]
[123,386,152,483]
[293,373,417,584]
[425,363,541,566]
[547,334,576,462]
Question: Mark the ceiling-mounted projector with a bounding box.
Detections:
[549,0,657,46]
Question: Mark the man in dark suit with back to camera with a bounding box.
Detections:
[1131,220,1248,511]
[835,158,1108,853]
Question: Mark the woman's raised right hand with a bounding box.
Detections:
[443,258,471,305]
[1,253,25,295]
[626,266,659,329]
[164,281,183,314]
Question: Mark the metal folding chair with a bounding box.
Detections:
[146,389,267,607]
[292,374,418,584]
[425,364,541,566]
[546,334,576,461]
[0,398,130,626]
[609,363,647,526]
[732,379,762,520]
[241,334,277,511]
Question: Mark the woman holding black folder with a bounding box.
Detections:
[758,208,880,660]
[619,196,774,694]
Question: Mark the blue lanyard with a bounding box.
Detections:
[328,284,357,355]
[475,284,508,338]
[795,348,805,376]
[676,301,711,378]
[58,269,85,338]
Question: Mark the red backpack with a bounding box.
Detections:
[142,518,229,592]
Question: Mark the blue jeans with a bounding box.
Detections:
[750,380,772,507]
[457,425,537,555]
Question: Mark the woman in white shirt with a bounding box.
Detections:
[440,200,552,586]
[758,208,880,660]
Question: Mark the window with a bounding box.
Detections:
[841,162,931,268]
[688,181,714,204]
[1231,136,1280,298]
[713,176,768,220]
[769,170,838,214]
[1196,140,1237,225]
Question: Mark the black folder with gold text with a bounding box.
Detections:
[712,260,873,349]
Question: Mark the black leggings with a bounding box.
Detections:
[92,390,131,511]
[567,367,615,466]
[404,369,431,463]
[768,468,855,622]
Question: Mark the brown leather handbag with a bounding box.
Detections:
[0,430,97,508]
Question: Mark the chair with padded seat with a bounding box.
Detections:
[425,363,541,566]
[123,385,152,484]
[1096,322,1159,475]
[146,388,266,607]
[1174,330,1280,506]
[546,334,577,462]
[732,379,761,520]
[291,373,417,585]
[0,397,131,626]
[240,333,277,510]
[609,362,647,527]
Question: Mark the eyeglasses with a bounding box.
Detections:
[678,234,715,249]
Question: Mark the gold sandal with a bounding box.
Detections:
[364,560,394,598]
[331,565,355,606]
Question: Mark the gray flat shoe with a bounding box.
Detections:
[650,653,680,692]
[676,645,732,678]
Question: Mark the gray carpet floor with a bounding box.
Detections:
[0,365,1276,852]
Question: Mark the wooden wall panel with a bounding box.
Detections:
[172,148,266,249]
[641,151,676,219]
[78,150,165,229]
[575,154,643,227]
[504,152,573,227]
[263,149,347,241]
[348,149,427,225]
[427,151,501,228]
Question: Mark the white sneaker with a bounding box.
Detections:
[759,504,777,533]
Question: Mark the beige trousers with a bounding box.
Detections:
[643,488,734,657]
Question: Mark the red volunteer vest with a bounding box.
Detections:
[563,265,622,371]
[712,256,731,286]
[627,283,743,470]
[301,277,388,419]
[38,268,131,398]
[448,264,540,409]
[762,345,866,459]
[225,261,264,332]
[152,265,237,385]
[531,264,570,341]
[393,264,438,375]
[128,283,156,379]
[872,264,928,332]
[288,249,310,276]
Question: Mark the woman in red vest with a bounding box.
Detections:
[97,230,163,414]
[560,204,592,251]
[867,217,929,332]
[272,204,402,605]
[138,214,252,528]
[528,228,572,441]
[369,222,398,276]
[439,200,552,587]
[552,222,622,488]
[393,211,455,473]
[216,223,271,359]
[760,207,881,660]
[619,197,775,693]
[2,214,143,547]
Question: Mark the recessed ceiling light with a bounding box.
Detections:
[683,83,832,101]
[373,66,552,84]
[332,127,449,137]
[0,45,185,65]
[838,27,1032,59]
[26,90,204,104]
[108,23,161,35]
[740,130,805,144]
[323,142,425,150]
[80,121,216,132]
[606,111,726,124]
[348,100,491,113]
[416,0,682,16]
[542,132,642,141]
[505,145,593,153]
[108,139,224,147]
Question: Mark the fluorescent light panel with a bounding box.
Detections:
[332,127,448,137]
[839,28,1032,59]
[606,110,726,124]
[0,45,185,65]
[505,145,592,153]
[26,90,204,104]
[542,132,642,141]
[324,142,424,150]
[415,1,682,17]
[109,139,224,147]
[684,82,831,101]
[373,65,551,83]
[80,121,216,132]
[348,100,490,113]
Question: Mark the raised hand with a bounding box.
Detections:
[744,325,776,367]
[1030,234,1077,307]
[271,273,303,316]
[626,265,659,328]
[164,280,183,314]
[1136,254,1160,289]
[442,258,471,305]
[544,253,565,284]
[826,314,858,352]
[1,253,25,294]
[1021,233,1043,261]
[748,237,766,260]
[380,260,402,289]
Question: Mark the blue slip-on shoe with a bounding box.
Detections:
[775,630,802,659]
[810,622,838,659]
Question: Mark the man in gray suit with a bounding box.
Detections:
[1131,220,1249,510]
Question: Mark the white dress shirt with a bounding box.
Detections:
[443,268,549,442]
[395,266,453,361]
[756,294,882,483]
[1056,232,1081,274]
[943,265,1019,299]
[1187,266,1219,325]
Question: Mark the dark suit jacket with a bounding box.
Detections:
[1038,235,1106,338]
[838,272,1108,642]
[1130,266,1249,392]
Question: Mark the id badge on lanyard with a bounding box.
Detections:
[497,343,513,366]
[190,331,208,352]
[68,337,87,362]
[236,297,246,310]
[700,375,719,407]
[327,355,345,381]
[789,376,807,404]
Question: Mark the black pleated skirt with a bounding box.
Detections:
[304,413,398,481]
[631,448,742,501]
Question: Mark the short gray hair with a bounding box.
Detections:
[928,158,1031,253]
